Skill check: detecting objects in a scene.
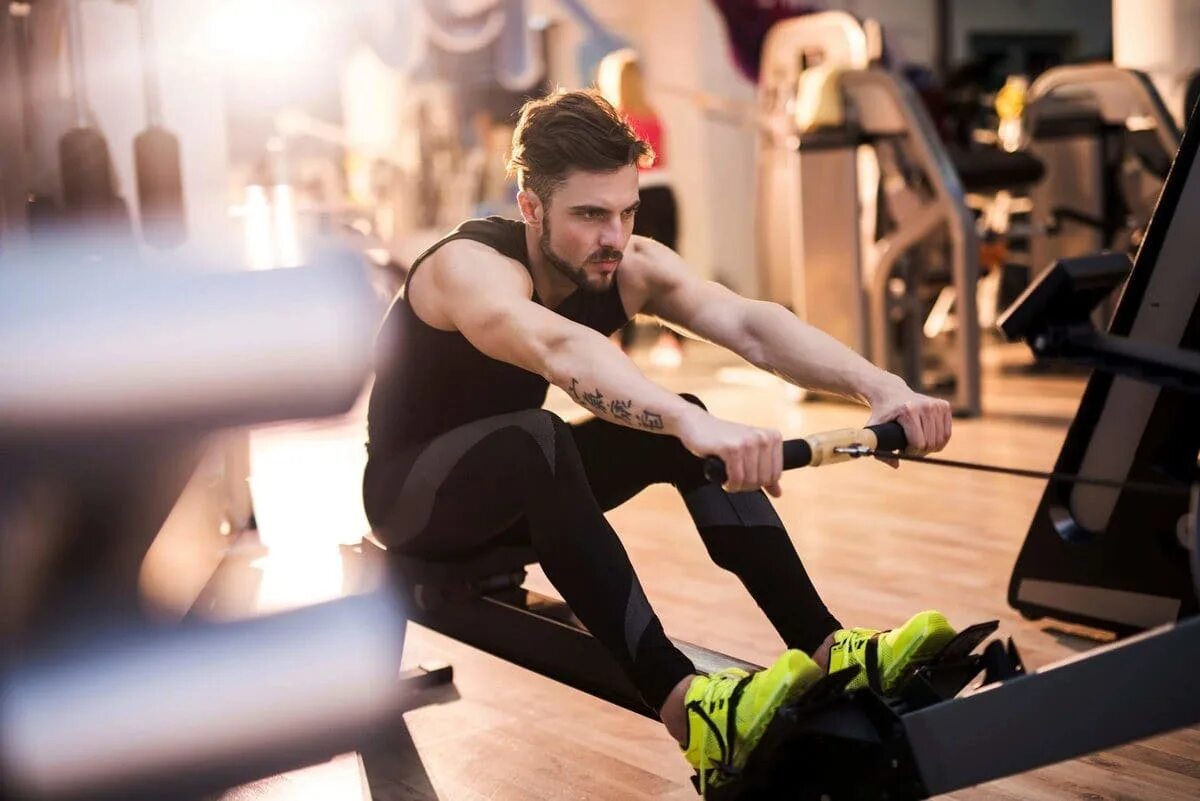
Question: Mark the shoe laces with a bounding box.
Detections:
[686,669,752,795]
[840,629,889,659]
[838,628,890,692]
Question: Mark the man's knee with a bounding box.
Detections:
[502,409,576,472]
[527,408,575,446]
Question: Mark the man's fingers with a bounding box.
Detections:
[901,405,928,453]
[924,409,943,452]
[771,434,783,489]
[757,432,774,492]
[732,447,752,493]
[721,447,741,493]
[925,401,952,451]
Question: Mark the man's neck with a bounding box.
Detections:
[523,224,578,309]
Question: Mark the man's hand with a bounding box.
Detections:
[865,385,952,457]
[676,408,784,496]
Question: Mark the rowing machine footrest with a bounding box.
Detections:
[895,620,1005,706]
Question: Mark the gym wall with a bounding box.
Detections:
[1114,0,1200,125]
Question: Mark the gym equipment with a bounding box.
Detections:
[848,444,1191,498]
[0,251,449,801]
[9,1,59,236]
[1000,252,1200,393]
[131,0,186,249]
[708,587,1199,799]
[58,0,128,235]
[754,11,875,311]
[703,135,1200,794]
[352,410,1197,799]
[754,12,983,417]
[1025,65,1181,274]
[999,99,1200,635]
[1188,69,1200,123]
[0,260,376,432]
[2,594,412,801]
[345,422,916,720]
[752,21,1181,419]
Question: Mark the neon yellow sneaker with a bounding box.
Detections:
[683,649,821,795]
[828,610,956,695]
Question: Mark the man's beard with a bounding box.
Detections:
[539,217,622,293]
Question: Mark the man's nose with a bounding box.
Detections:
[597,216,623,249]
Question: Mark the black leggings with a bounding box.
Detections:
[362,397,841,711]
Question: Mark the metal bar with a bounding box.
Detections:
[63,0,88,126]
[1064,331,1200,392]
[136,0,163,126]
[410,587,760,717]
[1,592,409,800]
[847,69,982,417]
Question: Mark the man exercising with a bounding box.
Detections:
[364,89,955,794]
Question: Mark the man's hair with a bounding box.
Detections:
[506,89,654,204]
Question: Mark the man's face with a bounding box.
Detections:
[529,165,640,293]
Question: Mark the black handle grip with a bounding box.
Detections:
[702,422,907,484]
[872,421,907,453]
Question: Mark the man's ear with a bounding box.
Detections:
[517,189,542,227]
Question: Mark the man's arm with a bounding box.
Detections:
[631,237,951,452]
[422,240,785,492]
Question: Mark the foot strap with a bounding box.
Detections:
[865,632,884,693]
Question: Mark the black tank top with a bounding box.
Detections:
[367,217,630,454]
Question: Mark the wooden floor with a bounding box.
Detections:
[212,339,1200,801]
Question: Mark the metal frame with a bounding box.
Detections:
[898,99,1200,796]
[1025,64,1182,277]
[1026,64,1181,158]
[756,31,984,415]
[358,539,760,718]
[723,615,1200,799]
[1008,96,1200,634]
[843,68,982,417]
[755,11,876,309]
[905,617,1200,794]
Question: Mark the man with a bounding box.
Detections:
[364,89,955,794]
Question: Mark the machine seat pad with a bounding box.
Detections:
[361,533,538,585]
[950,146,1045,193]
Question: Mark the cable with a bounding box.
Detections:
[834,446,1194,498]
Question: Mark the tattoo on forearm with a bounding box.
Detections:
[609,398,633,422]
[581,388,607,414]
[636,410,664,430]
[565,378,662,430]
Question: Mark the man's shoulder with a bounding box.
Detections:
[435,236,507,261]
[423,238,533,296]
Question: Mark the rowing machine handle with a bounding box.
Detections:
[702,422,907,485]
